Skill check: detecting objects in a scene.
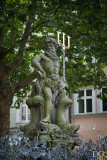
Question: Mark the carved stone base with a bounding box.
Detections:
[21,121,80,152]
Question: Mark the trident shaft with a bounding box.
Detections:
[57,31,71,81]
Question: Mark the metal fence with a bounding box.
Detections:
[71,137,107,160]
[0,128,107,160]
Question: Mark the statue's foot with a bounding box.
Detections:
[42,116,51,124]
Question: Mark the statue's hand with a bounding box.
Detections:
[59,78,66,90]
[39,70,46,78]
[34,69,46,79]
[42,71,46,78]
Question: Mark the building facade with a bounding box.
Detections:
[72,86,107,143]
[10,98,30,128]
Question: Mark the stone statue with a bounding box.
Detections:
[21,38,80,150]
[32,38,60,123]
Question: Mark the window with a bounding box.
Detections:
[97,87,107,113]
[21,105,30,122]
[102,88,107,112]
[21,106,26,121]
[78,89,93,114]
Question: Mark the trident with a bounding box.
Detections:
[57,31,71,81]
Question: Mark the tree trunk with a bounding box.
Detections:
[0,86,13,137]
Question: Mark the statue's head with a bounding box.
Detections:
[45,38,58,50]
[45,38,59,60]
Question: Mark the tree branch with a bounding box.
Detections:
[7,20,47,77]
[12,72,35,94]
[7,21,32,77]
[21,20,47,42]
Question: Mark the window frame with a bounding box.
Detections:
[97,87,107,113]
[102,88,107,112]
[20,104,30,123]
[21,105,27,122]
[74,87,96,115]
[78,89,93,114]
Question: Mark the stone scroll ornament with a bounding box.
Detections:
[20,38,80,150]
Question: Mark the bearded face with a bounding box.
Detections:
[45,42,59,61]
[46,42,56,54]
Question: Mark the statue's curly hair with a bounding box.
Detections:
[45,38,58,49]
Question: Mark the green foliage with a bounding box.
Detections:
[0,0,107,107]
[12,85,32,109]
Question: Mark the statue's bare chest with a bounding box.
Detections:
[41,57,59,75]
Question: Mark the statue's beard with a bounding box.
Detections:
[46,50,59,61]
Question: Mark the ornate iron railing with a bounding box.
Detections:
[71,137,107,160]
[0,128,107,160]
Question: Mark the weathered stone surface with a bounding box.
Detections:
[21,38,80,150]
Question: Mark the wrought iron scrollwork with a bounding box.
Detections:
[0,128,107,160]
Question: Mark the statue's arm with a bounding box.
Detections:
[32,54,46,77]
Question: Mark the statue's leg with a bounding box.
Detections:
[42,86,52,123]
[56,89,72,126]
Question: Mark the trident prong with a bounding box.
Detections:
[57,31,62,46]
[57,31,71,81]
